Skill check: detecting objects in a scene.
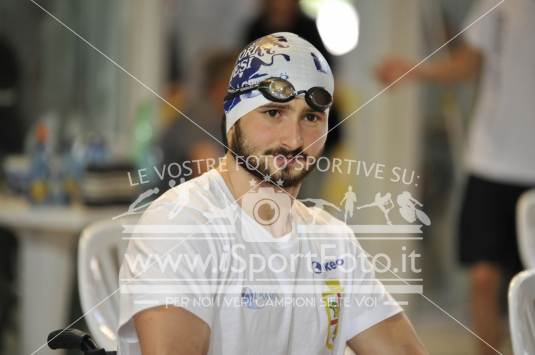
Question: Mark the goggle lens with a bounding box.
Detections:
[267,79,295,101]
[307,87,332,110]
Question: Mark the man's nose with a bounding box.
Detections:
[279,118,303,151]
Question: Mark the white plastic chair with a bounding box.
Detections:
[508,269,535,355]
[78,217,134,350]
[517,189,535,269]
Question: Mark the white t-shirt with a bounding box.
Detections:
[117,168,402,355]
[463,0,535,184]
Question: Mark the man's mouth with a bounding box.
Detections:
[274,154,304,167]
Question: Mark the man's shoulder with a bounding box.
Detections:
[143,169,230,224]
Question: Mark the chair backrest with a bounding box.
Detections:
[517,189,535,269]
[78,217,135,350]
[509,269,535,355]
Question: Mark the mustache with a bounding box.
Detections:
[263,147,307,162]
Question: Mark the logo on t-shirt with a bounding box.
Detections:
[322,280,343,350]
[241,287,278,309]
[311,258,345,274]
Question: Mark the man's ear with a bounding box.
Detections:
[226,126,234,146]
[220,113,228,152]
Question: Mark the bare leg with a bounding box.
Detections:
[357,203,377,210]
[470,262,502,355]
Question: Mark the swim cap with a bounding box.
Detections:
[223,32,334,132]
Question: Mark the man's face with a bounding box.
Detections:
[228,98,328,187]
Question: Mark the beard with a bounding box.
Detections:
[229,122,323,187]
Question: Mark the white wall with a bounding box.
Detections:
[116,0,165,157]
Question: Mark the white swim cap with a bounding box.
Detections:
[223,32,334,132]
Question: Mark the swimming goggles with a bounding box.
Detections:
[225,77,332,112]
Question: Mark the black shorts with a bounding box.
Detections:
[458,174,533,272]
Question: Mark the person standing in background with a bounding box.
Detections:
[376,1,535,354]
[244,0,333,65]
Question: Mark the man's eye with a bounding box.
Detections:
[265,109,280,118]
[304,113,320,122]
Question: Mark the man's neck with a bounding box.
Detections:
[216,153,300,238]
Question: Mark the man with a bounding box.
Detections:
[118,32,427,355]
[376,1,535,354]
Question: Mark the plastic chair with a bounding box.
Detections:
[517,189,535,269]
[78,217,134,351]
[508,269,535,355]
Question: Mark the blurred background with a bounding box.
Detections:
[0,0,519,354]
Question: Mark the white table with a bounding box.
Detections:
[0,196,124,355]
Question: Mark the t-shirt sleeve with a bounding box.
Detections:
[117,198,222,351]
[462,0,501,53]
[341,234,403,342]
